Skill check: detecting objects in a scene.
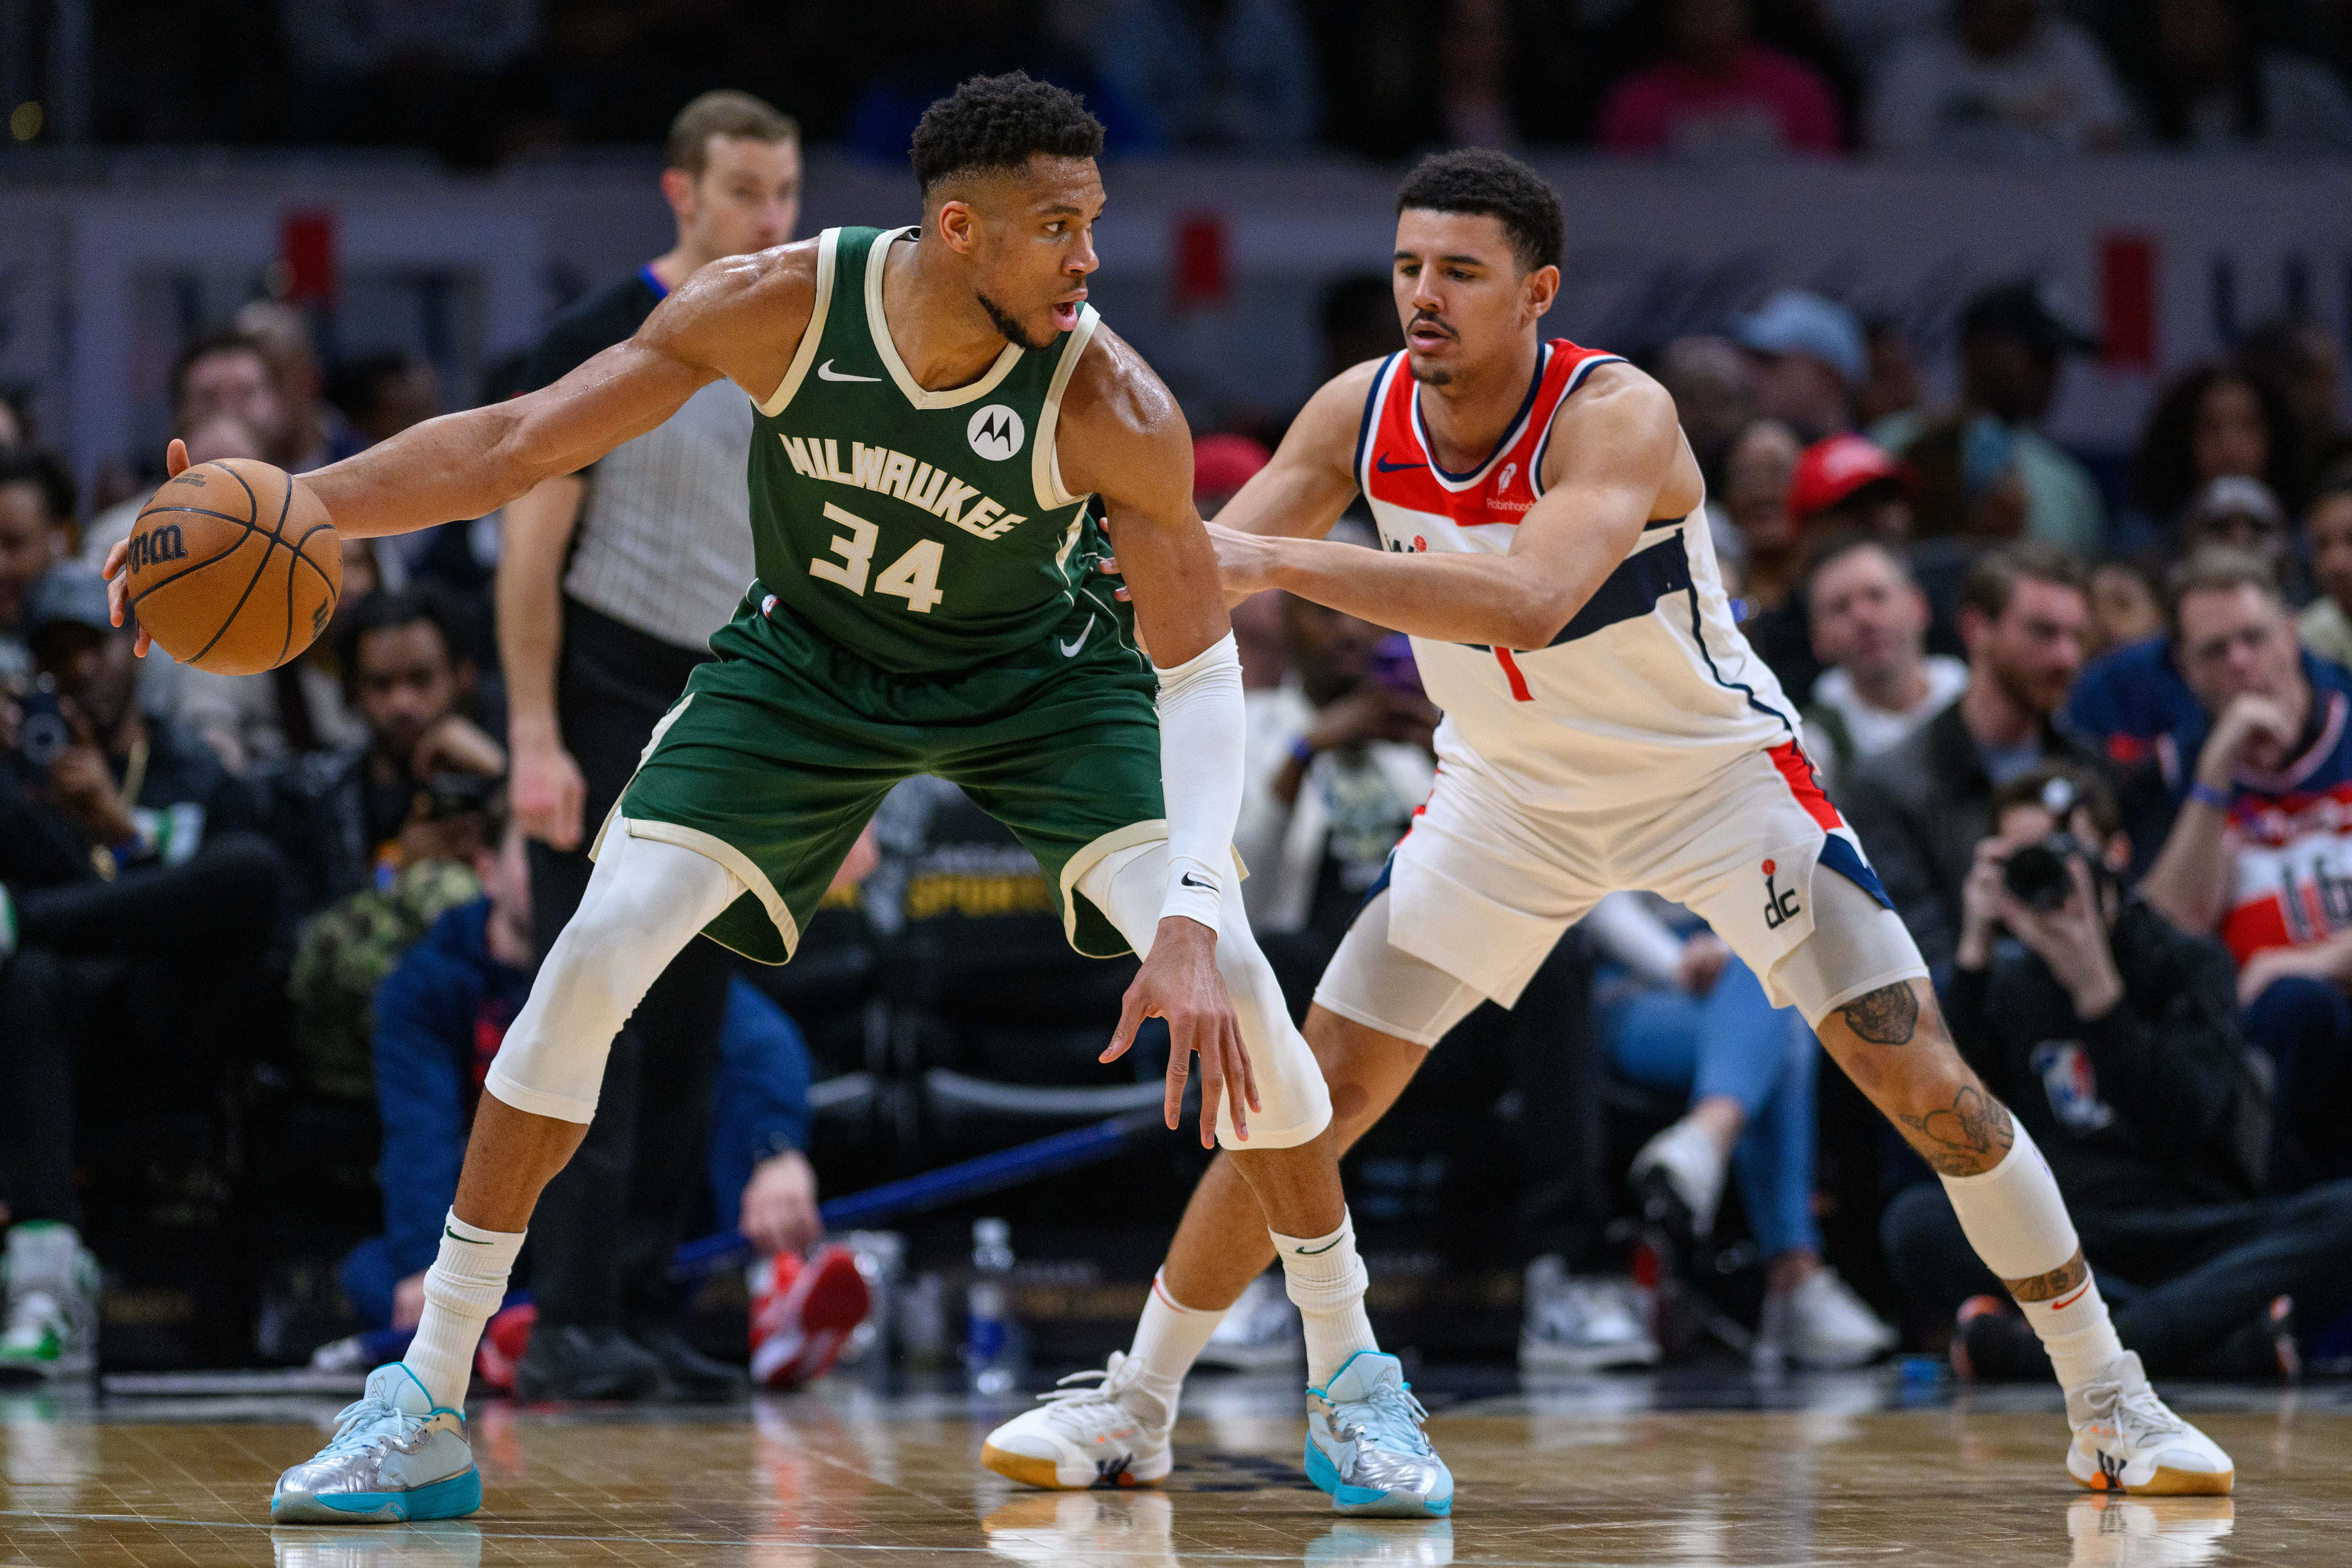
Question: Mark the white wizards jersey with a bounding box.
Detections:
[1356,340,1801,809]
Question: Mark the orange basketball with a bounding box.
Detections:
[125,459,342,676]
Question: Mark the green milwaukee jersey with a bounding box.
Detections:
[745,224,1105,674]
[609,222,1166,967]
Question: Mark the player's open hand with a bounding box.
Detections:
[101,438,196,658]
[1103,915,1259,1148]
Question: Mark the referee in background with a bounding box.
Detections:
[497,90,803,1401]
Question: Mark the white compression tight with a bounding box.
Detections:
[1074,841,1331,1150]
[485,824,744,1123]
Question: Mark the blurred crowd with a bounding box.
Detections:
[59,0,2352,165]
[5,62,2352,1393]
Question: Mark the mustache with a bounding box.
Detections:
[1408,312,1456,340]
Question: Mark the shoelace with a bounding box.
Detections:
[1034,1352,1146,1416]
[1333,1382,1433,1457]
[2109,1384,2188,1444]
[318,1396,427,1458]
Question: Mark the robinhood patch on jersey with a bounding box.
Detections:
[776,433,1028,542]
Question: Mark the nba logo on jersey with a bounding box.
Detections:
[2030,1040,2115,1133]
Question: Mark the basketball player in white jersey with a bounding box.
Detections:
[985,150,2231,1501]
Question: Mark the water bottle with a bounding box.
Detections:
[966,1217,1018,1395]
[840,1230,905,1371]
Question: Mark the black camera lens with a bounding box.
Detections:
[2002,838,2078,911]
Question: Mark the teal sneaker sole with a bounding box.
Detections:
[270,1467,482,1524]
[1303,1439,1454,1518]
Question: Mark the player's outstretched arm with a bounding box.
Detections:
[303,252,808,539]
[1211,363,1690,650]
[103,246,818,645]
[1060,327,1259,1149]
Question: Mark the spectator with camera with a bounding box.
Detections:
[262,584,506,915]
[1842,542,2104,972]
[0,564,287,1378]
[1881,763,2352,1379]
[2074,549,2352,1188]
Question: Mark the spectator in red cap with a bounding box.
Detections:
[1194,433,1284,689]
[1787,432,1915,540]
[1742,433,1916,703]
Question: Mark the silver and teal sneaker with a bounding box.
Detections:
[271,1365,482,1524]
[0,1222,99,1382]
[1303,1351,1454,1518]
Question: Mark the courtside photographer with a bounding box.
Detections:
[1881,762,2352,1379]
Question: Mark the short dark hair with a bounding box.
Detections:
[666,90,798,176]
[2163,545,2285,638]
[1991,762,2122,842]
[1801,528,1909,593]
[0,446,76,523]
[1960,540,2089,623]
[1395,150,1565,274]
[170,329,269,411]
[909,72,1105,193]
[336,584,461,693]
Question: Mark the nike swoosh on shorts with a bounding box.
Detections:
[817,360,881,382]
[1058,620,1093,656]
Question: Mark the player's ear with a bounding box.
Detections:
[659,167,696,222]
[1522,263,1560,323]
[934,197,979,256]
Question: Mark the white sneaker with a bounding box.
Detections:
[1629,1119,1727,1240]
[2065,1353,2234,1496]
[1756,1267,1897,1371]
[0,1223,99,1382]
[981,1351,1173,1490]
[981,1491,1177,1568]
[2065,1495,2235,1567]
[1518,1258,1658,1373]
[1197,1273,1303,1371]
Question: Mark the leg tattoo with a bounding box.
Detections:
[1897,1086,2015,1175]
[2005,1247,2089,1303]
[1835,981,1919,1046]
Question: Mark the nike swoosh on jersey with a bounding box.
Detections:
[817,359,882,383]
[1374,453,1428,472]
[1058,620,1094,656]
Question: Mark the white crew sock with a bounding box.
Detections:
[1124,1271,1228,1430]
[402,1210,524,1413]
[1270,1209,1380,1388]
[1937,1124,2125,1394]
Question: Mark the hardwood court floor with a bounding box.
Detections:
[2,1376,2345,1565]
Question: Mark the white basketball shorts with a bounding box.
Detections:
[1313,741,1928,1045]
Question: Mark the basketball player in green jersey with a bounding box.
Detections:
[107,74,1450,1522]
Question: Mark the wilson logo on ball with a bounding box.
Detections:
[129,524,188,571]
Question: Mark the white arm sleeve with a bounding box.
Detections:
[1154,632,1245,933]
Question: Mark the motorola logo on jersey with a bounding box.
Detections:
[968,404,1025,461]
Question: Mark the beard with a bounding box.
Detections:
[1407,355,1454,387]
[975,287,1051,351]
[1992,655,2065,721]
